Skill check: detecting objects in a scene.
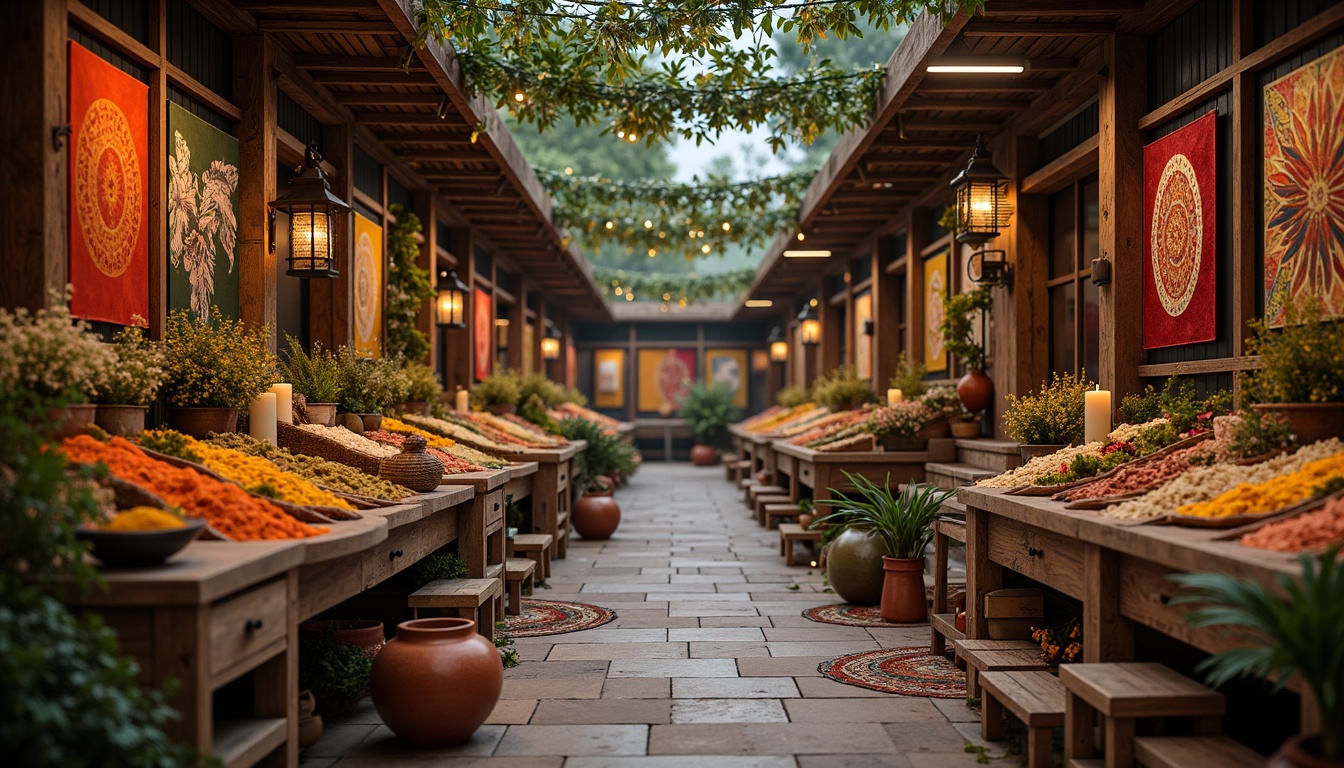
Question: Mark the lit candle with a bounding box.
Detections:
[456,389,470,414]
[1084,384,1111,444]
[887,388,903,406]
[270,383,293,425]
[249,392,278,447]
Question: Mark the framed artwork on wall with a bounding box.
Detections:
[705,348,749,409]
[853,291,873,379]
[638,348,696,414]
[352,214,383,358]
[593,349,625,408]
[923,249,949,373]
[166,101,240,323]
[473,288,492,379]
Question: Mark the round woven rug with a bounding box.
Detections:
[502,599,616,637]
[802,604,899,627]
[818,647,967,698]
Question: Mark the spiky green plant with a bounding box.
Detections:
[812,472,954,559]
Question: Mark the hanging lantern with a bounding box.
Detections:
[435,269,470,328]
[767,326,788,362]
[270,142,350,278]
[950,134,1013,248]
[541,320,561,361]
[797,303,820,347]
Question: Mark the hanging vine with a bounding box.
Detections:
[596,267,757,306]
[385,204,436,361]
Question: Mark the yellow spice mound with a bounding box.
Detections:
[105,507,186,531]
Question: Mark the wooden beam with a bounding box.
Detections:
[1231,0,1255,369]
[234,0,370,11]
[916,76,1053,93]
[334,92,442,106]
[292,55,407,71]
[307,70,436,86]
[980,0,1142,14]
[1137,356,1260,378]
[1008,47,1104,138]
[963,22,1113,37]
[1019,134,1099,195]
[898,119,1002,132]
[235,34,279,350]
[255,18,399,33]
[903,97,1030,110]
[353,112,464,125]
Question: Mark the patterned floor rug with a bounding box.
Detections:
[502,599,617,637]
[802,604,900,627]
[818,647,967,698]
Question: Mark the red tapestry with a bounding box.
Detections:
[68,42,149,326]
[473,288,492,381]
[1142,111,1217,349]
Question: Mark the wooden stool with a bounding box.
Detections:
[980,670,1066,768]
[778,523,823,566]
[738,476,758,491]
[747,484,786,509]
[1061,663,1225,768]
[722,453,739,482]
[755,495,793,525]
[761,501,800,529]
[510,533,555,580]
[408,578,503,641]
[954,639,1049,698]
[555,509,570,559]
[1134,736,1261,768]
[504,557,537,616]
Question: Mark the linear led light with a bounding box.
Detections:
[926,56,1027,74]
[783,249,832,258]
[744,299,774,308]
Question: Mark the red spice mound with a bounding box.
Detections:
[1240,495,1344,553]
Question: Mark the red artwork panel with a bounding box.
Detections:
[68,41,149,326]
[1143,111,1217,349]
[473,288,492,381]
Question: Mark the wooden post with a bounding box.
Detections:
[414,191,437,366]
[1083,544,1133,663]
[307,123,353,352]
[1230,0,1255,404]
[818,286,841,376]
[906,208,929,368]
[234,35,278,349]
[964,502,1001,641]
[1004,134,1051,407]
[1097,34,1146,400]
[442,227,473,391]
[147,0,167,338]
[873,238,903,389]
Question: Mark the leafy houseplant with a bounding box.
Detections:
[560,417,636,540]
[680,383,739,465]
[298,626,377,717]
[280,336,344,426]
[470,370,523,414]
[93,325,166,436]
[1244,299,1344,445]
[813,364,874,411]
[940,286,994,413]
[1171,546,1344,762]
[400,361,443,414]
[336,350,410,418]
[1003,372,1091,450]
[384,205,436,362]
[162,309,276,437]
[889,351,928,399]
[777,384,811,409]
[814,472,954,622]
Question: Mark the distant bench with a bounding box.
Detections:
[632,418,692,461]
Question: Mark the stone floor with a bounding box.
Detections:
[303,463,999,767]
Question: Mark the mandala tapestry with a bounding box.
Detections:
[353,214,383,358]
[1143,111,1217,349]
[473,288,492,380]
[923,249,948,372]
[167,102,239,323]
[68,42,149,326]
[1264,46,1344,325]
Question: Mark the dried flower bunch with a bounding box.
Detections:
[95,323,166,407]
[1003,372,1093,446]
[162,309,276,410]
[0,292,115,403]
[403,360,443,404]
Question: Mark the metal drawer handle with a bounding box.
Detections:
[560,473,566,482]
[1026,546,1045,559]
[1158,594,1173,605]
[494,502,501,512]
[389,549,404,560]
[245,618,264,633]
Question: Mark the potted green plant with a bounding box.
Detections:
[93,325,166,437]
[813,365,874,411]
[298,619,384,717]
[399,360,443,416]
[864,401,935,452]
[940,286,994,413]
[1244,299,1344,445]
[681,382,739,466]
[776,384,812,408]
[335,350,410,431]
[1003,372,1091,462]
[561,417,637,539]
[279,335,343,426]
[0,298,115,438]
[1171,545,1344,766]
[815,473,954,622]
[470,370,523,415]
[162,309,276,438]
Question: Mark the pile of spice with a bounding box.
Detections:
[296,423,399,458]
[102,506,185,532]
[207,432,415,501]
[1175,450,1344,519]
[1241,493,1344,552]
[365,430,485,474]
[977,444,1103,488]
[401,414,520,454]
[1060,442,1208,502]
[381,417,508,469]
[62,435,325,540]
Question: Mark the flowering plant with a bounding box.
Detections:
[1244,299,1344,404]
[402,360,443,404]
[0,296,114,403]
[920,385,960,414]
[336,350,411,413]
[94,324,166,406]
[864,401,934,439]
[1003,372,1091,445]
[162,310,276,410]
[1031,620,1082,665]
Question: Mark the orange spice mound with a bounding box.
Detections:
[62,435,326,540]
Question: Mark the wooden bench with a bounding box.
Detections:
[980,670,1066,768]
[754,494,793,525]
[409,578,503,641]
[778,523,822,566]
[555,509,570,559]
[761,501,800,529]
[954,638,1049,697]
[510,533,555,580]
[747,484,786,506]
[738,476,759,490]
[1134,736,1262,768]
[504,557,537,616]
[721,453,740,481]
[1061,663,1225,768]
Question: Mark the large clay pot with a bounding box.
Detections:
[49,404,99,440]
[306,403,338,427]
[359,413,383,432]
[880,556,928,623]
[370,618,503,748]
[298,690,323,751]
[167,407,238,439]
[95,405,148,437]
[957,370,995,414]
[1253,403,1344,446]
[1267,735,1344,768]
[826,528,887,606]
[299,619,385,716]
[572,493,621,540]
[690,444,720,466]
[950,418,982,439]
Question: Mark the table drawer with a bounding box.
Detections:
[776,454,795,477]
[485,489,505,529]
[210,577,288,678]
[557,461,571,493]
[363,510,457,588]
[799,462,814,488]
[1118,555,1244,656]
[986,517,1084,599]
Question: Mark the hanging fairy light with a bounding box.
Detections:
[722,222,731,232]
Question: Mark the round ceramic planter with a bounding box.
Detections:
[299,619,385,717]
[359,413,383,432]
[957,370,994,414]
[573,494,621,540]
[917,416,953,440]
[397,401,432,416]
[95,404,148,437]
[1252,403,1344,446]
[1266,735,1344,768]
[950,419,982,439]
[167,407,238,439]
[306,403,338,427]
[826,528,887,606]
[49,403,99,440]
[690,444,720,466]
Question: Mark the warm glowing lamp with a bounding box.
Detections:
[270,143,350,278]
[435,269,470,328]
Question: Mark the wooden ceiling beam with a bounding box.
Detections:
[354,112,465,125]
[374,130,476,143]
[308,70,436,86]
[333,92,441,106]
[963,22,1114,37]
[979,0,1142,14]
[903,97,1030,110]
[898,118,1002,132]
[917,76,1053,93]
[255,18,398,33]
[234,0,371,11]
[293,55,407,71]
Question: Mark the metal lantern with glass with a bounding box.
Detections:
[767,326,788,362]
[435,269,470,328]
[951,134,1014,286]
[270,143,350,278]
[797,302,820,346]
[541,319,562,360]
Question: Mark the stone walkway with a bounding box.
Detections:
[304,463,996,767]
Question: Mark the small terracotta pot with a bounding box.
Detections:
[881,435,926,452]
[167,407,238,439]
[306,403,338,427]
[299,619,385,717]
[950,419,982,439]
[359,413,383,432]
[1253,403,1344,446]
[573,493,621,540]
[370,618,503,748]
[95,404,148,437]
[690,444,720,466]
[957,370,995,414]
[298,690,324,751]
[49,403,99,440]
[398,402,431,416]
[880,556,928,623]
[798,513,815,529]
[1266,735,1344,768]
[917,416,952,440]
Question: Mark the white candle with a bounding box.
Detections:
[270,383,293,425]
[1084,384,1111,444]
[456,389,470,414]
[887,388,903,406]
[249,392,278,446]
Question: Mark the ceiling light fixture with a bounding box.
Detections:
[744,299,773,308]
[783,249,832,258]
[926,56,1028,74]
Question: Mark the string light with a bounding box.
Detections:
[513,90,526,102]
[564,166,574,175]
[605,220,615,230]
[614,286,623,296]
[625,292,634,301]
[796,232,806,241]
[701,244,712,254]
[647,248,657,257]
[643,220,653,229]
[722,222,731,231]
[662,293,671,301]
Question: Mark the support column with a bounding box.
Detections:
[234,35,278,349]
[307,123,353,352]
[442,227,474,391]
[873,238,903,389]
[1002,135,1051,407]
[414,191,437,366]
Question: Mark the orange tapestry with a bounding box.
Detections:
[68,41,149,326]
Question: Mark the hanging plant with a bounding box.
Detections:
[385,204,435,362]
[595,267,755,306]
[939,286,992,372]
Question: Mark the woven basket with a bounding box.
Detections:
[378,434,444,492]
[277,421,383,477]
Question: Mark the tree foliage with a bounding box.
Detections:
[384,204,435,362]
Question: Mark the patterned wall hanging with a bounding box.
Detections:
[68,42,149,326]
[167,102,239,322]
[1264,46,1344,325]
[853,291,873,380]
[638,348,695,414]
[922,249,948,372]
[473,288,492,380]
[1143,111,1217,349]
[705,348,749,409]
[353,214,383,357]
[593,348,625,408]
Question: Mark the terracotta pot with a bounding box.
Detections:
[359,413,383,432]
[299,619,385,717]
[95,405,148,437]
[1020,444,1067,464]
[880,556,928,623]
[573,493,621,540]
[488,403,517,416]
[950,419,982,439]
[370,618,503,748]
[690,444,720,466]
[917,416,952,440]
[798,513,815,529]
[1253,403,1344,446]
[957,370,995,414]
[306,403,338,427]
[167,407,238,439]
[1267,735,1344,768]
[49,404,99,440]
[826,528,887,606]
[298,690,324,751]
[881,435,927,452]
[398,402,431,416]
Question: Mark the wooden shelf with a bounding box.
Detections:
[931,613,965,644]
[213,718,287,768]
[486,561,504,580]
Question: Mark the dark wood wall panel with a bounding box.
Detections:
[167,0,231,101]
[69,25,148,81]
[1038,102,1099,164]
[84,0,148,43]
[636,323,697,342]
[1255,0,1344,47]
[277,90,325,152]
[387,175,414,211]
[167,84,232,132]
[1147,0,1233,110]
[353,145,382,200]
